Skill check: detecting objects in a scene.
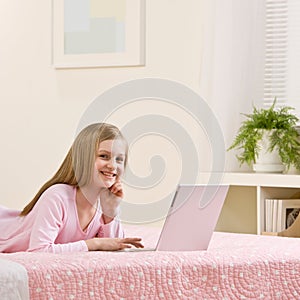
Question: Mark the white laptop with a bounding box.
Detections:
[124,184,229,252]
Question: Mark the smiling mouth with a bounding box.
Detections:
[100,171,116,178]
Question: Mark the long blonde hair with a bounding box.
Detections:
[20,123,127,216]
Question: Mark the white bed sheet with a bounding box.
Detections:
[0,257,29,300]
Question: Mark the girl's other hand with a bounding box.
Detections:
[85,237,144,251]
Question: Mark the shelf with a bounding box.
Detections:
[202,172,300,235]
[199,172,300,188]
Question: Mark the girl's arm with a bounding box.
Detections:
[85,237,143,251]
[28,189,88,253]
[27,187,143,252]
[97,214,124,238]
[99,177,123,221]
[87,215,144,251]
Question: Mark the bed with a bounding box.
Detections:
[1,225,300,300]
[0,257,29,300]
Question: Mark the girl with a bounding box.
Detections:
[0,123,143,253]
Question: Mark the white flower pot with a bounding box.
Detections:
[253,130,285,173]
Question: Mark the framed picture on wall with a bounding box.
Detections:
[52,0,145,68]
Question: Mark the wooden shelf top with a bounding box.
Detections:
[198,172,300,188]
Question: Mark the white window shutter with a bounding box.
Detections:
[264,0,300,119]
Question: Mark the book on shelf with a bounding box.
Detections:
[264,199,300,233]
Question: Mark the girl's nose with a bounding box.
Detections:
[107,159,116,169]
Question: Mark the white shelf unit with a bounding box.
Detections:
[199,172,300,234]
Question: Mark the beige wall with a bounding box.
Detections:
[0,0,204,209]
[0,0,265,220]
[215,186,257,234]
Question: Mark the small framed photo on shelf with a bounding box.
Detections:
[265,199,300,233]
[281,200,300,230]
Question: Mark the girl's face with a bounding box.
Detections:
[93,139,126,188]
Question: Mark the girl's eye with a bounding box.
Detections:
[99,154,109,159]
[116,157,124,163]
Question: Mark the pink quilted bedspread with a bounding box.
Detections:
[2,227,300,300]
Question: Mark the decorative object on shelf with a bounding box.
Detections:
[278,210,300,238]
[262,200,300,238]
[228,99,300,173]
[264,198,300,233]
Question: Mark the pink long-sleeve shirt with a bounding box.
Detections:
[0,184,124,253]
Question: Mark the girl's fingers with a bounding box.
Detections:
[111,182,121,191]
[109,182,123,196]
[121,237,144,248]
[120,244,132,250]
[122,237,142,242]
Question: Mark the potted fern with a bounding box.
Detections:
[228,100,300,173]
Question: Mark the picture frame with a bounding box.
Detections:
[52,0,145,69]
[264,198,300,232]
[281,199,300,230]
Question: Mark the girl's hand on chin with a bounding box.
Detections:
[99,176,123,220]
[108,177,123,198]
